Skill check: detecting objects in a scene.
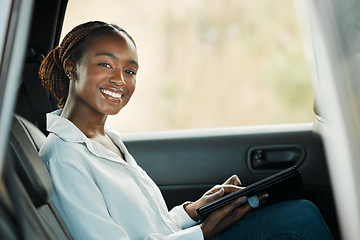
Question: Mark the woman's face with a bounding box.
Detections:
[70,32,138,116]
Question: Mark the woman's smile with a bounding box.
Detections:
[100,88,124,102]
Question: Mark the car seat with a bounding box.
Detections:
[3,115,73,240]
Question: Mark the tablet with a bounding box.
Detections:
[195,166,303,221]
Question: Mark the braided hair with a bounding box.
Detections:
[39,21,136,108]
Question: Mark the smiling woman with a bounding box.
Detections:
[61,0,315,133]
[36,20,333,240]
[0,0,356,239]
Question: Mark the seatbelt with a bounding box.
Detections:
[48,201,74,240]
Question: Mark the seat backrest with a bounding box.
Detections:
[5,114,73,240]
[14,114,47,152]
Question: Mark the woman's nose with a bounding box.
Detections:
[110,71,126,86]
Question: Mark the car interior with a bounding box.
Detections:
[2,0,356,239]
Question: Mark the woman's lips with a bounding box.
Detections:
[100,89,124,102]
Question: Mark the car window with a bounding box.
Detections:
[61,0,315,133]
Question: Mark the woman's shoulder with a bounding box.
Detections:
[40,132,88,165]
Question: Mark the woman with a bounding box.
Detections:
[39,21,333,240]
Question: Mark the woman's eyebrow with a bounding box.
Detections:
[94,52,116,59]
[94,52,139,67]
[129,60,139,67]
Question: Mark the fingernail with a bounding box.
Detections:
[235,196,247,204]
[219,188,224,194]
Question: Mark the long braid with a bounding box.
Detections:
[39,21,134,108]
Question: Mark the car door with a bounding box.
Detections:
[121,120,339,238]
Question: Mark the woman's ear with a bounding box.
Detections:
[63,57,77,80]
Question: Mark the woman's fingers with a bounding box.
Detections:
[221,185,244,196]
[206,184,243,196]
[231,193,268,216]
[208,188,225,201]
[211,196,248,219]
[205,175,243,198]
[224,175,242,186]
[229,195,249,212]
[208,193,270,226]
[224,193,269,226]
[200,193,270,240]
[200,196,249,239]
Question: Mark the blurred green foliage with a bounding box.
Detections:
[63,0,316,132]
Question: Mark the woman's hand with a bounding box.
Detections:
[184,175,244,221]
[200,193,269,240]
[183,175,269,239]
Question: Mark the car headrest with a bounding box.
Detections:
[9,115,52,207]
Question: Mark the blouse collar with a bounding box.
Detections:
[46,109,137,166]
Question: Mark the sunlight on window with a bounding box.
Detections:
[62,0,315,132]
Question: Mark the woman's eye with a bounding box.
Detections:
[98,63,112,68]
[125,70,136,75]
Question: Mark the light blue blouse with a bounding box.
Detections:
[40,110,203,240]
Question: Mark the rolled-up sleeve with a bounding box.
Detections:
[169,204,199,229]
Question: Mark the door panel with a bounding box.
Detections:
[122,122,339,238]
[122,123,330,202]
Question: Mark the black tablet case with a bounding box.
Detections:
[195,166,303,221]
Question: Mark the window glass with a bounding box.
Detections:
[62,0,315,133]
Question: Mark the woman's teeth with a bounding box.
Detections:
[101,89,122,98]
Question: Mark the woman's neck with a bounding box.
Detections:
[61,101,108,138]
